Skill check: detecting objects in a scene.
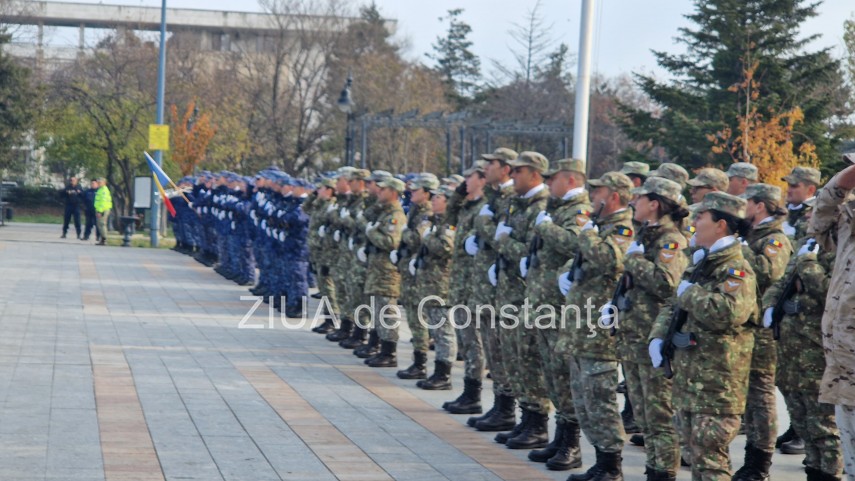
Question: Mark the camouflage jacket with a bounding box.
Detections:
[526,190,591,307]
[561,207,635,360]
[304,195,329,266]
[398,200,433,305]
[495,185,550,305]
[470,181,516,305]
[783,201,814,241]
[364,200,406,298]
[650,240,757,415]
[618,217,688,362]
[448,195,488,305]
[742,216,792,324]
[313,195,341,268]
[414,213,455,304]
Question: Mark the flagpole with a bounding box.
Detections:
[150,0,167,247]
[573,0,596,170]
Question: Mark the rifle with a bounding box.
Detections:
[495,203,513,274]
[569,201,605,283]
[610,220,649,335]
[771,238,816,340]
[662,249,709,379]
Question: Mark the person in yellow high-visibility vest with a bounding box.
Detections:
[94,178,113,246]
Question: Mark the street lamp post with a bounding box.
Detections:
[150,0,167,247]
[337,73,355,166]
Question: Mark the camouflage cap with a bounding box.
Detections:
[481,147,518,163]
[368,170,392,182]
[649,163,690,188]
[804,197,816,208]
[462,160,487,176]
[430,185,456,197]
[409,173,440,191]
[620,161,650,178]
[588,171,634,192]
[742,183,784,211]
[347,168,371,181]
[318,178,336,189]
[630,176,684,204]
[782,166,821,186]
[442,174,465,185]
[544,158,586,178]
[507,151,549,174]
[337,166,356,177]
[725,162,759,181]
[690,191,747,219]
[377,177,406,193]
[687,167,729,191]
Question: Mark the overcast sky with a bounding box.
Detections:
[46,0,855,80]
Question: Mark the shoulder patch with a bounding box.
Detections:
[613,226,633,246]
[722,278,744,293]
[764,238,782,258]
[685,225,696,235]
[575,210,591,227]
[659,243,680,264]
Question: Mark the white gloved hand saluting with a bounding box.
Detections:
[479,204,495,217]
[488,264,497,286]
[390,250,399,264]
[677,280,694,297]
[798,239,819,257]
[464,236,479,256]
[626,241,645,256]
[519,257,529,278]
[535,211,552,226]
[357,246,367,263]
[494,221,513,240]
[408,258,417,276]
[558,271,572,296]
[581,220,598,233]
[649,339,664,368]
[333,230,341,242]
[763,307,774,328]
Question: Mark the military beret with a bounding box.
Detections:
[648,163,690,188]
[481,147,518,163]
[507,151,549,174]
[725,162,759,181]
[691,191,747,219]
[588,171,634,192]
[544,158,586,178]
[687,168,729,191]
[631,176,684,204]
[377,177,406,193]
[782,166,821,186]
[620,161,650,178]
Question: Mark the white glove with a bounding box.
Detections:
[494,221,513,240]
[231,221,235,230]
[519,257,529,278]
[479,204,495,217]
[228,211,233,219]
[339,207,349,219]
[357,246,367,263]
[326,203,335,213]
[649,339,664,368]
[692,248,706,265]
[355,210,365,221]
[464,236,479,256]
[279,232,285,242]
[798,239,818,257]
[390,250,399,264]
[627,241,645,256]
[782,221,796,237]
[408,258,417,276]
[333,230,341,242]
[581,220,598,233]
[488,264,498,286]
[741,239,749,246]
[318,226,326,237]
[677,280,693,297]
[365,222,377,235]
[689,234,696,248]
[266,227,271,237]
[535,211,552,226]
[348,237,355,251]
[250,210,257,220]
[422,226,434,239]
[763,307,774,328]
[558,271,572,296]
[600,302,617,327]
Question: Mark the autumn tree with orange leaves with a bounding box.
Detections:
[708,59,818,188]
[170,100,215,176]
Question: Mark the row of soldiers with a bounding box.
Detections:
[303,151,848,481]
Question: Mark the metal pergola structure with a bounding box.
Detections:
[351,110,571,174]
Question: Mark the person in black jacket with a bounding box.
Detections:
[61,177,83,239]
[81,179,99,241]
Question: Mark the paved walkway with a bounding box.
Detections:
[0,222,808,480]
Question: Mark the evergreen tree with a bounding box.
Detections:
[619,0,848,171]
[428,8,481,109]
[0,31,35,171]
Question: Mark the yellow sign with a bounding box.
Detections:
[149,124,170,151]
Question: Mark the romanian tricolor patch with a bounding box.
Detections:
[662,243,679,250]
[616,227,633,237]
[575,210,590,227]
[764,238,782,258]
[768,239,783,248]
[727,268,747,278]
[686,226,696,234]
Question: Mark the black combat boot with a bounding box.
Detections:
[776,425,796,449]
[446,377,482,414]
[339,326,367,349]
[528,420,564,462]
[366,340,397,368]
[396,350,428,380]
[781,435,805,455]
[356,330,380,358]
[590,451,623,481]
[651,469,677,481]
[621,393,640,434]
[475,394,516,432]
[546,420,582,471]
[506,410,548,449]
[732,444,772,481]
[494,409,529,444]
[806,466,843,481]
[630,433,645,447]
[312,318,336,334]
[417,360,452,390]
[326,319,352,342]
[569,447,604,481]
[467,398,497,427]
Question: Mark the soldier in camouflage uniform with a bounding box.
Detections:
[324,167,357,341]
[782,167,820,240]
[524,158,590,471]
[558,171,636,481]
[612,177,689,481]
[649,163,690,189]
[621,161,650,188]
[306,178,340,334]
[688,168,730,205]
[763,220,844,481]
[732,184,793,481]
[396,174,439,380]
[450,148,518,419]
[649,191,757,481]
[361,177,407,368]
[726,163,759,197]
[414,185,457,390]
[490,152,551,449]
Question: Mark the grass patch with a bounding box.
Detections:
[104,232,176,249]
[12,213,64,224]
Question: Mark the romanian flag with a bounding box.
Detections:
[662,242,679,250]
[144,152,184,217]
[768,239,783,248]
[727,268,747,278]
[616,227,633,237]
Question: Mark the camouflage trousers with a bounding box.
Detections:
[369,296,403,343]
[316,267,340,318]
[744,327,777,453]
[455,305,484,380]
[568,356,625,453]
[509,312,550,415]
[625,360,679,474]
[678,411,741,481]
[424,306,457,364]
[536,326,576,424]
[404,304,430,352]
[496,309,521,400]
[478,306,512,395]
[342,258,370,327]
[836,405,855,481]
[784,390,842,476]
